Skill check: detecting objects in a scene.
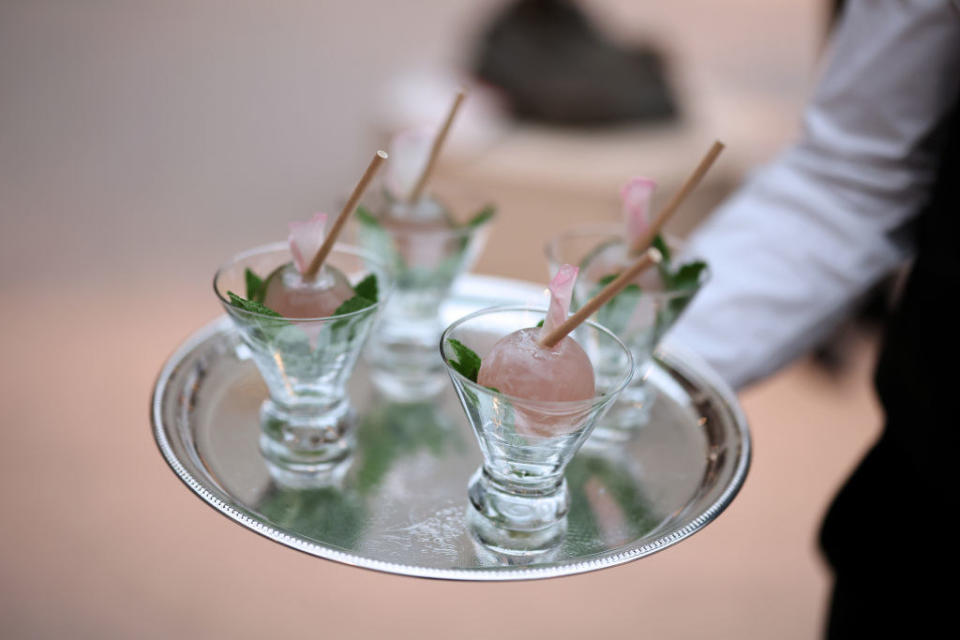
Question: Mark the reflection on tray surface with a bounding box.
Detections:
[566,450,660,554]
[353,397,466,494]
[251,391,664,562]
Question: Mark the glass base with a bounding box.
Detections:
[467,507,566,560]
[467,466,569,534]
[365,334,446,402]
[259,399,354,474]
[264,454,353,490]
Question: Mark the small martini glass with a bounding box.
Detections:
[214,242,392,486]
[546,224,709,441]
[355,188,493,400]
[440,306,633,555]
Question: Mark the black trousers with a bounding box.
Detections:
[819,433,954,638]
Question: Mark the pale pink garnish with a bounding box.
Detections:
[621,177,656,247]
[477,328,595,438]
[540,264,578,339]
[385,127,433,200]
[288,212,328,274]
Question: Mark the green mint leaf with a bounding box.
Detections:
[355,205,381,227]
[535,319,545,328]
[446,338,482,383]
[660,260,708,323]
[332,294,375,317]
[671,261,707,290]
[352,274,378,302]
[590,275,643,335]
[463,204,495,228]
[227,291,283,317]
[328,293,376,342]
[245,268,265,302]
[226,291,290,343]
[596,273,617,288]
[449,204,495,256]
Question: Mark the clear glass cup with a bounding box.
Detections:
[440,306,634,555]
[214,242,392,485]
[355,188,493,401]
[545,224,710,441]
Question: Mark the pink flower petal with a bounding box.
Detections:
[541,264,579,338]
[288,212,328,273]
[385,127,434,200]
[621,177,657,246]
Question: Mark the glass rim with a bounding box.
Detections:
[439,304,635,409]
[354,210,495,241]
[355,190,496,240]
[212,241,393,322]
[544,224,710,301]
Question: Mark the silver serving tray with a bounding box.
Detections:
[151,275,750,580]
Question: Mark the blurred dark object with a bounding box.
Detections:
[830,0,847,28]
[473,0,678,126]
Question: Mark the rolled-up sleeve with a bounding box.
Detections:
[665,0,960,389]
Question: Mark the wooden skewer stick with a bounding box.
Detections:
[629,140,725,254]
[407,89,467,204]
[539,248,663,348]
[303,150,388,279]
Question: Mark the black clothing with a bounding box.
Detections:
[820,103,960,636]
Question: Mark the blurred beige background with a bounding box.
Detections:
[1,1,882,638]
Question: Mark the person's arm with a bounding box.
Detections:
[665,0,960,389]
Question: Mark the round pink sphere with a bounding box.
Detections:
[262,263,355,318]
[477,328,595,402]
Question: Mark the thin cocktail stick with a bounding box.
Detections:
[539,248,663,348]
[303,150,388,279]
[407,89,467,204]
[629,140,725,254]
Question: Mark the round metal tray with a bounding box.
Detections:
[151,275,750,580]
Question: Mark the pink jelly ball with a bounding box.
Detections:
[262,263,355,318]
[477,328,596,438]
[478,328,595,402]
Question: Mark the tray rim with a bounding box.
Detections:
[151,275,751,581]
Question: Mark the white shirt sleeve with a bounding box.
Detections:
[664,0,960,390]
